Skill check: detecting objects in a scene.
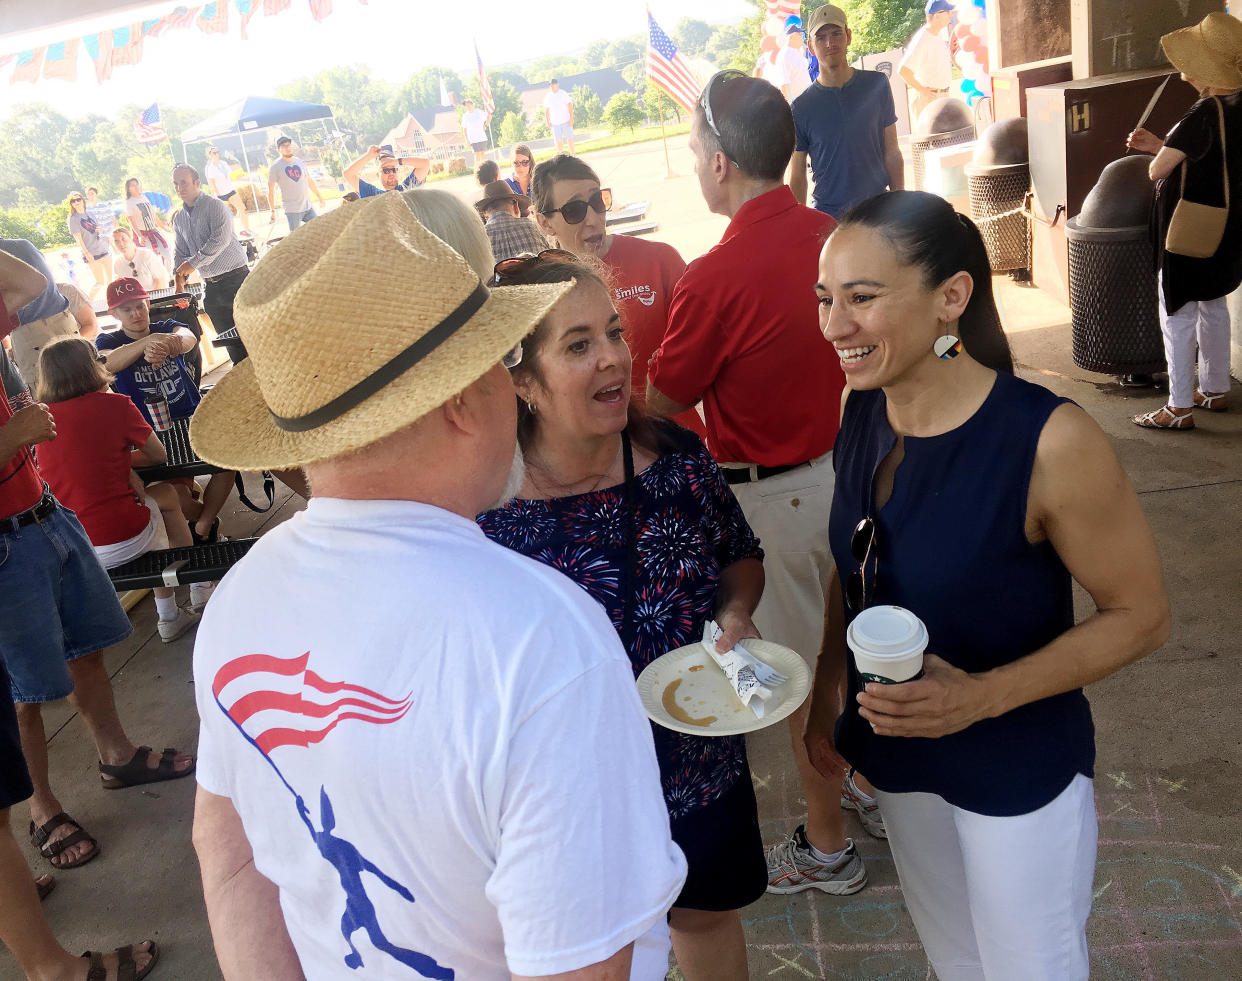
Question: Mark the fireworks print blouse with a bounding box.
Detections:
[479,424,764,819]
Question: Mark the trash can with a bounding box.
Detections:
[965,118,1030,274]
[1066,157,1165,375]
[912,97,975,192]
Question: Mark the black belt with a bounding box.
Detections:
[722,460,811,485]
[204,266,248,284]
[0,491,56,534]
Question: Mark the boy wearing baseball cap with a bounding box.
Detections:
[900,0,955,121]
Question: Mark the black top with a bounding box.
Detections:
[1153,93,1242,314]
[830,372,1095,817]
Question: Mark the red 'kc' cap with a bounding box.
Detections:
[106,277,150,310]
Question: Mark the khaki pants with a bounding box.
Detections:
[10,308,78,396]
[909,87,949,126]
[727,451,835,665]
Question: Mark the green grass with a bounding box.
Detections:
[574,121,691,155]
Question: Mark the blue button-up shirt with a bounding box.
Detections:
[172,193,247,280]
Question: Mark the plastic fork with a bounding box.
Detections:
[703,621,788,687]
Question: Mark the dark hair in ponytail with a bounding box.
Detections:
[838,191,1013,374]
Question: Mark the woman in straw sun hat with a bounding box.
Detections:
[1127,11,1242,430]
[189,190,571,472]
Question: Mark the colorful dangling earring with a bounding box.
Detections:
[933,334,963,360]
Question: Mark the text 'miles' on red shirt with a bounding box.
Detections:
[602,234,707,439]
[649,186,843,467]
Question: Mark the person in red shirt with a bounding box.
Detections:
[36,337,210,641]
[530,154,706,438]
[646,71,880,896]
[0,260,193,884]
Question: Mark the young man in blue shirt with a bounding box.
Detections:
[790,4,905,220]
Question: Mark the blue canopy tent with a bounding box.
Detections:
[180,96,338,209]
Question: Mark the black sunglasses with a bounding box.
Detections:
[844,517,877,613]
[699,69,746,166]
[541,188,612,225]
[514,157,531,167]
[380,167,399,174]
[493,248,579,285]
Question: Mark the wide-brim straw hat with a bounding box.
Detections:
[190,191,571,472]
[1162,13,1242,91]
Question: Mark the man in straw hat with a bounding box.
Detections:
[188,191,686,979]
[1127,10,1242,431]
[474,180,550,261]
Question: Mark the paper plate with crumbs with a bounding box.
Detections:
[636,639,811,737]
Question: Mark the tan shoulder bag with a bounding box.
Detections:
[1165,96,1229,259]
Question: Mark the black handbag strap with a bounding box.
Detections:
[234,470,276,513]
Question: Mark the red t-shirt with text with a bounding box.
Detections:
[39,391,153,546]
[602,235,706,438]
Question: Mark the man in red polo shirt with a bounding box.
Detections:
[647,71,878,897]
[530,154,706,438]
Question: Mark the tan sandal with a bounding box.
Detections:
[1132,405,1195,430]
[1194,389,1228,412]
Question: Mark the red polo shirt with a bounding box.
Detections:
[601,234,706,438]
[649,186,842,466]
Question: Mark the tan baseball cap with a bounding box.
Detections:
[808,4,848,36]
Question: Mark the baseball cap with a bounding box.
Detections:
[106,277,150,310]
[808,5,848,36]
[276,136,292,146]
[925,0,953,14]
[786,21,803,35]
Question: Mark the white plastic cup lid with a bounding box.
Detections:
[847,605,929,661]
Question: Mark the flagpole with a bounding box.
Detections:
[657,99,676,180]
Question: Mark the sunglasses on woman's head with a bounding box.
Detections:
[541,188,612,225]
[844,516,877,613]
[493,248,579,285]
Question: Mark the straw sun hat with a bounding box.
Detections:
[189,191,571,472]
[1162,12,1242,91]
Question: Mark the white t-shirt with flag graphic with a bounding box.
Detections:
[194,498,686,980]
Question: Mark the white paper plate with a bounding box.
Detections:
[636,639,811,737]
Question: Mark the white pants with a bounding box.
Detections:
[1158,274,1232,409]
[728,451,833,665]
[876,774,1097,981]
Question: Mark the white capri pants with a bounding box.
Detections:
[1158,273,1232,409]
[727,451,833,665]
[876,773,1097,981]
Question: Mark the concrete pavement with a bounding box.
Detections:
[5,133,1239,980]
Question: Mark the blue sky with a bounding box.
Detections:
[1,0,752,120]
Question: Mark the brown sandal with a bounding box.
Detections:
[36,873,55,901]
[29,813,99,870]
[99,746,195,790]
[81,941,160,981]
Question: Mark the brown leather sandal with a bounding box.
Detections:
[81,941,160,981]
[99,746,195,790]
[29,813,99,870]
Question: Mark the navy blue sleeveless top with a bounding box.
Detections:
[830,371,1095,816]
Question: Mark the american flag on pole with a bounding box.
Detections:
[646,10,703,112]
[135,103,167,144]
[474,40,495,114]
[765,0,800,20]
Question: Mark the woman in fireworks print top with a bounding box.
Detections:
[479,254,767,981]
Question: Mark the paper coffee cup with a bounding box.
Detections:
[847,605,928,685]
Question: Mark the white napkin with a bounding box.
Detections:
[701,620,774,720]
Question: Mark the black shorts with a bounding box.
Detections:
[220,190,236,202]
[0,661,33,810]
[471,140,488,152]
[671,774,766,911]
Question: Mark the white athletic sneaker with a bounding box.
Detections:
[765,825,867,895]
[189,582,216,614]
[157,607,201,643]
[841,768,888,839]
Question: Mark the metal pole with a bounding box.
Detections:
[657,99,676,180]
[239,129,259,221]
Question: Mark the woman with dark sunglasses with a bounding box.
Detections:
[531,154,704,438]
[504,142,535,198]
[480,254,767,981]
[806,191,1169,980]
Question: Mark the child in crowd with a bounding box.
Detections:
[35,337,212,641]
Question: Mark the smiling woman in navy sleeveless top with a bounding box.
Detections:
[804,191,1170,981]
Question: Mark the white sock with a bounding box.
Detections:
[155,595,179,621]
[806,838,849,865]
